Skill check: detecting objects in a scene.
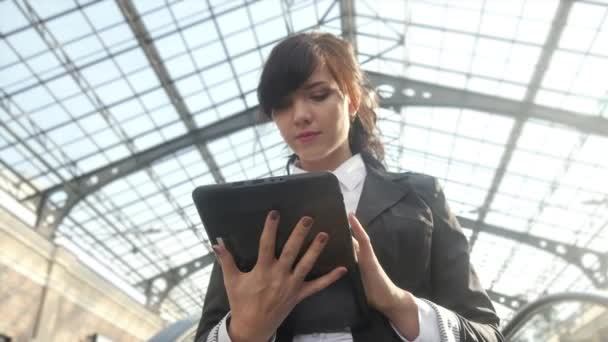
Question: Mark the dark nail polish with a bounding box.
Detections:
[302,217,313,228]
[270,210,279,220]
[318,233,328,243]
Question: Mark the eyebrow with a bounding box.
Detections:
[302,81,329,90]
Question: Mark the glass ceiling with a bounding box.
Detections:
[1,0,607,324]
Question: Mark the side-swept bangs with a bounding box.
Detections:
[257,34,320,118]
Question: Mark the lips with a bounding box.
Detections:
[296,131,320,142]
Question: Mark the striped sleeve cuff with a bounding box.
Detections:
[389,297,439,342]
[419,298,460,342]
[215,313,232,342]
[389,297,460,342]
[208,312,277,342]
[202,312,229,342]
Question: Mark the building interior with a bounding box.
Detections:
[1,0,607,341]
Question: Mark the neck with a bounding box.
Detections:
[298,146,353,172]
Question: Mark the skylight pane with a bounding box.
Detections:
[182,20,218,49]
[255,17,289,46]
[45,11,92,44]
[225,29,257,57]
[291,3,320,31]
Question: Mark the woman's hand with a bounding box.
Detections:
[212,210,348,342]
[349,213,420,340]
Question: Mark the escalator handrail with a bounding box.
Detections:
[501,291,608,339]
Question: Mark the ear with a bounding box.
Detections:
[346,94,360,122]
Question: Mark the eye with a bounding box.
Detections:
[310,92,329,102]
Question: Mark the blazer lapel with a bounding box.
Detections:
[355,166,411,228]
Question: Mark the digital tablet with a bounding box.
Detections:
[191,172,357,279]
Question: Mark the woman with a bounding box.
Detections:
[195,32,503,342]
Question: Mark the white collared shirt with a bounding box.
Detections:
[291,153,367,216]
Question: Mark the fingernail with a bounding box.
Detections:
[216,237,225,248]
[212,244,221,256]
[318,233,328,243]
[302,217,313,228]
[270,210,279,220]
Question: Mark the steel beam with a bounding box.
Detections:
[16,0,139,237]
[28,67,608,247]
[340,0,358,53]
[116,0,225,184]
[458,216,608,288]
[29,107,258,239]
[280,0,295,34]
[135,215,606,311]
[467,0,574,249]
[136,214,607,308]
[0,156,39,200]
[365,71,608,137]
[137,251,530,312]
[28,65,608,238]
[138,253,216,311]
[16,0,196,242]
[486,290,528,312]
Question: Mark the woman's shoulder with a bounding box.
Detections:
[383,169,437,189]
[378,169,442,202]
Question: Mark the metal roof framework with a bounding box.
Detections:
[1,0,607,322]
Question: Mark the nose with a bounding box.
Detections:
[292,97,311,126]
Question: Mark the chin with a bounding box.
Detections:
[296,149,332,164]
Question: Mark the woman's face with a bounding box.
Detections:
[271,64,357,171]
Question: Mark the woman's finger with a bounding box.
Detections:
[292,232,329,281]
[349,213,372,254]
[258,210,280,265]
[213,238,239,281]
[297,266,348,302]
[351,236,360,262]
[349,212,381,269]
[278,216,313,268]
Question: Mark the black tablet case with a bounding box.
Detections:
[192,172,370,331]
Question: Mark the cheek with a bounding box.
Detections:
[324,102,349,131]
[273,120,289,140]
[274,119,299,150]
[334,110,351,137]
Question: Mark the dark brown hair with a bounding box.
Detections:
[257,32,385,171]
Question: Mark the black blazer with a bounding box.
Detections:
[195,164,503,341]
